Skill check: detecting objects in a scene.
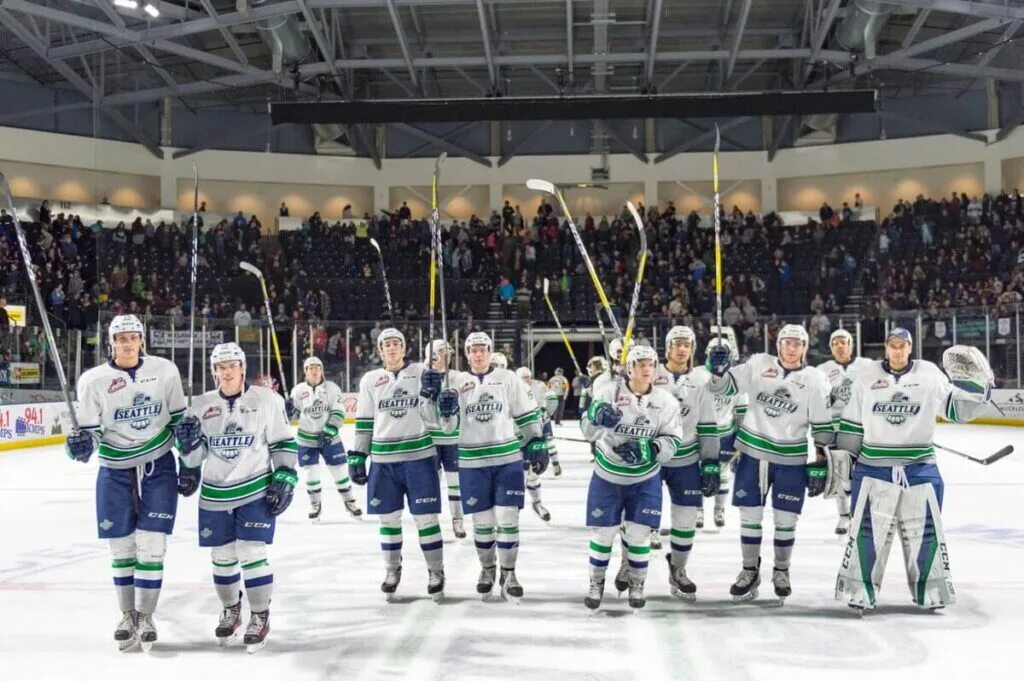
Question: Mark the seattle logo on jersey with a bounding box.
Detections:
[614,415,657,439]
[467,392,503,423]
[304,398,329,418]
[713,394,733,411]
[757,388,798,418]
[872,392,921,426]
[114,393,163,431]
[379,388,418,418]
[208,422,256,462]
[831,378,854,407]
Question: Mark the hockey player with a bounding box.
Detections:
[834,328,991,611]
[706,324,833,603]
[174,342,298,653]
[491,352,508,370]
[516,365,558,520]
[427,339,466,539]
[652,326,720,600]
[548,367,570,424]
[582,344,683,612]
[578,356,609,415]
[698,338,747,530]
[447,332,548,602]
[348,328,457,602]
[65,314,186,652]
[290,356,362,522]
[817,328,872,535]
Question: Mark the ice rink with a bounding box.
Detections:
[1,422,1022,681]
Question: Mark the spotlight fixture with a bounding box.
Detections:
[143,3,160,18]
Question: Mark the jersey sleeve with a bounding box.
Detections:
[695,388,719,462]
[324,384,346,435]
[837,378,865,455]
[73,372,103,436]
[354,373,374,453]
[933,362,990,423]
[510,373,542,442]
[544,387,559,417]
[266,392,298,469]
[178,398,209,469]
[808,371,834,446]
[164,362,187,428]
[581,381,616,442]
[653,393,684,464]
[710,356,754,396]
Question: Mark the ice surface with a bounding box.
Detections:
[1,423,1022,681]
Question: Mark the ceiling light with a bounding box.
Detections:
[143,3,160,18]
[113,0,138,8]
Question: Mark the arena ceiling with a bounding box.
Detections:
[0,1,1022,164]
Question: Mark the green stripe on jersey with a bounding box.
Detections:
[98,428,173,461]
[839,419,864,435]
[514,410,540,427]
[860,444,934,460]
[370,434,433,455]
[736,428,807,456]
[459,440,521,460]
[594,447,657,477]
[673,441,699,458]
[201,474,271,501]
[355,418,374,431]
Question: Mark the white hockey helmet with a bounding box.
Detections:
[108,314,144,345]
[303,356,324,371]
[491,352,508,370]
[377,327,406,352]
[515,366,533,381]
[626,344,659,375]
[587,356,609,375]
[609,337,633,365]
[777,324,809,361]
[428,339,453,359]
[464,331,493,355]
[665,325,697,359]
[210,342,246,376]
[830,329,853,345]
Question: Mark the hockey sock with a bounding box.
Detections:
[495,506,520,569]
[526,469,542,504]
[445,470,462,520]
[836,479,852,516]
[211,542,241,607]
[304,466,323,504]
[327,463,354,502]
[739,506,764,568]
[623,522,651,582]
[109,533,136,612]
[134,530,166,615]
[413,513,443,572]
[238,540,272,613]
[472,509,497,568]
[379,511,403,569]
[772,509,799,570]
[669,504,697,569]
[588,526,617,581]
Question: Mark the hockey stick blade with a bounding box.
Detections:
[369,238,382,253]
[527,178,556,194]
[239,260,263,278]
[936,443,1014,465]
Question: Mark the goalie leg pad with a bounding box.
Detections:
[896,465,954,608]
[823,448,853,500]
[836,473,901,609]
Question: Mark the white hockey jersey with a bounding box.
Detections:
[181,385,298,512]
[652,365,718,467]
[354,361,444,464]
[428,369,460,448]
[445,368,543,469]
[715,353,833,465]
[290,379,344,447]
[818,357,873,428]
[693,366,747,439]
[581,379,683,485]
[75,357,186,469]
[838,359,989,467]
[527,379,558,420]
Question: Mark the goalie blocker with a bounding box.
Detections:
[832,333,992,611]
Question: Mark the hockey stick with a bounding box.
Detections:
[427,152,447,361]
[935,442,1013,466]
[712,124,724,349]
[368,238,394,319]
[543,278,584,376]
[0,172,78,428]
[555,435,588,444]
[527,178,622,339]
[186,162,199,405]
[594,303,612,361]
[620,201,648,366]
[239,260,288,395]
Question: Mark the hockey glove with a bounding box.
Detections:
[347,451,368,485]
[438,388,460,417]
[524,438,550,476]
[706,344,732,377]
[614,438,656,465]
[318,423,338,450]
[579,375,591,389]
[177,462,201,497]
[700,461,721,498]
[806,460,828,497]
[265,466,298,516]
[587,400,622,429]
[420,369,443,400]
[66,428,95,463]
[175,415,203,455]
[285,398,298,421]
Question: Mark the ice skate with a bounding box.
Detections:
[584,578,605,614]
[649,529,662,550]
[714,506,725,528]
[381,566,402,602]
[215,600,242,646]
[730,564,761,602]
[666,554,696,602]
[452,517,467,539]
[136,613,157,653]
[343,498,364,518]
[308,499,322,523]
[531,500,551,522]
[114,610,138,653]
[772,568,791,605]
[695,507,704,529]
[613,561,629,596]
[835,513,851,536]
[427,569,445,603]
[500,568,523,604]
[477,565,496,598]
[627,574,646,613]
[552,461,563,477]
[244,610,270,653]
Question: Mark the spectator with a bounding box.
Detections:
[234,303,252,327]
[279,202,289,217]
